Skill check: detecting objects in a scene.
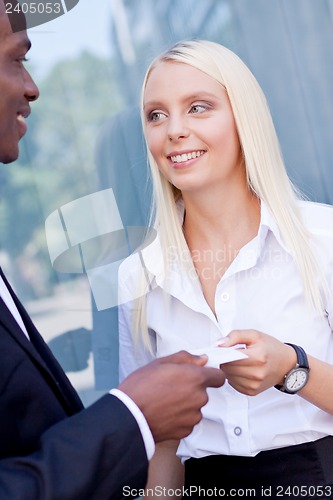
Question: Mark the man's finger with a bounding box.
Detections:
[201,367,226,388]
[159,350,209,366]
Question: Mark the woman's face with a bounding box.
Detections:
[143,61,244,195]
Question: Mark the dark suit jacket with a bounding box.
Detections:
[0,269,148,499]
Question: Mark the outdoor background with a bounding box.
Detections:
[1,0,332,406]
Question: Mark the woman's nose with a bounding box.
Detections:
[167,115,190,141]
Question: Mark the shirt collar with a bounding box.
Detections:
[259,200,291,255]
[141,198,292,285]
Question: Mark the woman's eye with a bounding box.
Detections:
[148,111,166,122]
[190,104,207,114]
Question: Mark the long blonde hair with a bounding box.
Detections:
[134,39,326,345]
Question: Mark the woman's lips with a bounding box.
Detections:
[168,150,206,169]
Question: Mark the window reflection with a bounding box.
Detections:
[1,0,332,406]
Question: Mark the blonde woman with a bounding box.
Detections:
[118,40,333,497]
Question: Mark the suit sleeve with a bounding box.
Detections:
[0,394,148,500]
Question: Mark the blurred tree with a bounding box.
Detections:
[0,51,123,298]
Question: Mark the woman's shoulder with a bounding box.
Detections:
[118,251,143,285]
[298,200,333,237]
[118,231,163,298]
[298,202,333,276]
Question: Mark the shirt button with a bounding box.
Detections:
[221,292,230,302]
[234,426,242,436]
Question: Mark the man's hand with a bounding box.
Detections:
[118,351,226,443]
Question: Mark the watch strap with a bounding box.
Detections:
[284,343,309,369]
[274,343,310,393]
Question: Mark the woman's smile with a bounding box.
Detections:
[167,149,206,168]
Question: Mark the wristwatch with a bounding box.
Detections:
[274,343,310,394]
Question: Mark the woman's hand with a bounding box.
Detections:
[219,329,333,415]
[218,330,296,395]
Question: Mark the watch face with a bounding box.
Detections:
[285,368,309,392]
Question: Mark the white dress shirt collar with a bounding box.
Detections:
[0,274,29,339]
[141,199,291,291]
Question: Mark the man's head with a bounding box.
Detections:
[0,0,39,163]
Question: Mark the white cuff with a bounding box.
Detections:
[109,388,155,460]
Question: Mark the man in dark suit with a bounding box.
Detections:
[0,2,226,498]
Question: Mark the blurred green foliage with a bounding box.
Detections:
[0,51,123,298]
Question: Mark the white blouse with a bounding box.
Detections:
[118,200,333,460]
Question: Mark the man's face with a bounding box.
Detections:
[0,2,39,163]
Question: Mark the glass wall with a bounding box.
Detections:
[2,0,332,405]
